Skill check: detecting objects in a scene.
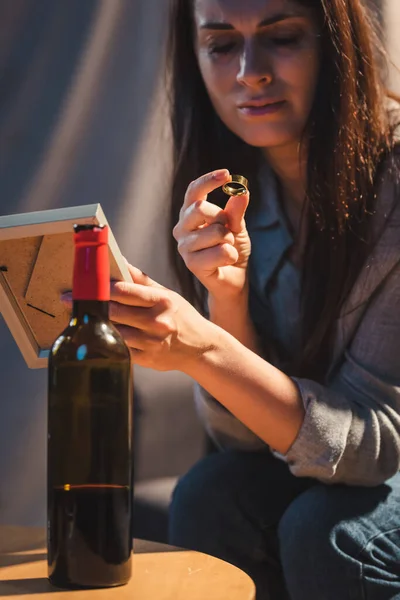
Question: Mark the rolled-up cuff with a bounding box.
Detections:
[282,377,352,482]
[284,353,400,484]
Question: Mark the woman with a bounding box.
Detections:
[110,0,400,598]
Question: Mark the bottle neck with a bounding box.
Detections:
[73,239,110,302]
[72,300,109,321]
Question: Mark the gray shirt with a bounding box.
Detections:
[194,157,400,487]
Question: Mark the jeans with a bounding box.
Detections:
[169,450,400,600]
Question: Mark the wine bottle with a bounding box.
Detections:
[47,224,133,589]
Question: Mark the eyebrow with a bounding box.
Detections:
[199,12,299,31]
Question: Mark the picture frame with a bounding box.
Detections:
[0,204,131,368]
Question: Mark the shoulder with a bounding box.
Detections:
[347,146,400,310]
[372,144,400,235]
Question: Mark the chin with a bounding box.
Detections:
[220,115,301,149]
[238,126,299,149]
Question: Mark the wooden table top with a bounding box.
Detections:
[0,527,256,600]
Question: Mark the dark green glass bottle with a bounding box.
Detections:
[47,224,133,589]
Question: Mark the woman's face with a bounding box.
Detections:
[194,0,321,149]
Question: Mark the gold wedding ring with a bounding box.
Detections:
[222,175,249,197]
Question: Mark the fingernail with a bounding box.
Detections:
[61,291,72,303]
[213,170,230,181]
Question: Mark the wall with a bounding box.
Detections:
[0,0,204,527]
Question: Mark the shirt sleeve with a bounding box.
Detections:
[285,258,400,486]
[193,382,266,451]
[194,254,400,485]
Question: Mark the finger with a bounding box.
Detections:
[123,261,165,289]
[176,201,227,236]
[182,169,231,212]
[110,281,163,307]
[185,244,239,274]
[61,292,72,307]
[114,324,147,351]
[128,347,146,367]
[109,302,154,331]
[224,192,250,234]
[178,223,235,254]
[116,324,164,359]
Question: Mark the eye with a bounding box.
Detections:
[209,42,236,55]
[270,34,302,47]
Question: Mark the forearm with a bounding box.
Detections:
[185,323,305,455]
[208,290,261,354]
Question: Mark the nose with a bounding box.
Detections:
[237,39,272,88]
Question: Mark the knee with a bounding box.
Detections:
[170,453,228,520]
[169,452,241,545]
[170,452,245,520]
[278,485,361,574]
[169,450,265,552]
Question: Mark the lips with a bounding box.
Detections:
[238,98,284,108]
[238,100,286,117]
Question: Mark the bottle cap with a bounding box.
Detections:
[73,224,108,246]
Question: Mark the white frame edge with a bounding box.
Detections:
[0,204,132,368]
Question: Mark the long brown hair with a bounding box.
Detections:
[167,0,399,381]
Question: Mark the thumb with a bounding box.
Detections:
[224,192,250,234]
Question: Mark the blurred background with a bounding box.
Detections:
[0,0,399,543]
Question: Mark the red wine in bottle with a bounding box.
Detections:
[47,224,133,589]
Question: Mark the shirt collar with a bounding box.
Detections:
[246,162,294,296]
[246,162,280,230]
